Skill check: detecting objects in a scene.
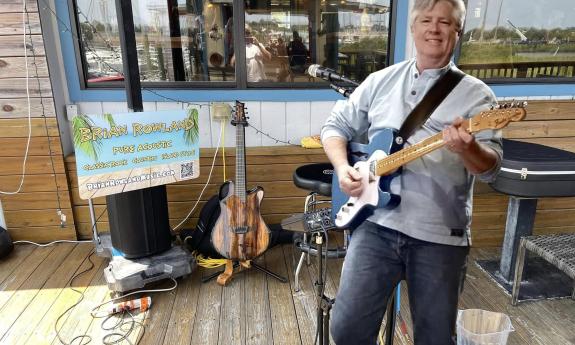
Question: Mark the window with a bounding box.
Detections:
[72,0,394,88]
[243,0,392,85]
[73,0,235,86]
[457,0,575,82]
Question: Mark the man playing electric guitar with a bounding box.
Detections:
[322,1,502,344]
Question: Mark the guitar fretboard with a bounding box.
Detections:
[375,119,471,176]
[235,120,247,202]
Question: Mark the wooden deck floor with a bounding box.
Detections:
[0,241,574,345]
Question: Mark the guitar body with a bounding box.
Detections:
[211,181,271,261]
[332,129,402,229]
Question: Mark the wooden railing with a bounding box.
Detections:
[458,61,575,79]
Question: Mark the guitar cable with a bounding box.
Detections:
[171,120,224,232]
[177,122,228,268]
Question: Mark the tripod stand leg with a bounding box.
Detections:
[202,262,240,283]
[251,262,288,283]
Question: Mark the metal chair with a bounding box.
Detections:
[511,233,575,305]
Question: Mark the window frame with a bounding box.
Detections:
[67,0,398,90]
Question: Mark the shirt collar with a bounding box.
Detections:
[410,58,454,78]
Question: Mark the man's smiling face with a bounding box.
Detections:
[411,0,460,71]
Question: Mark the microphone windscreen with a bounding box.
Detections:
[307,64,321,77]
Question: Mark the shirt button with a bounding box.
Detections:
[414,73,418,78]
[411,90,416,95]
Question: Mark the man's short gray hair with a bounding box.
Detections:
[410,0,466,32]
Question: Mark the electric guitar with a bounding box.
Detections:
[211,101,271,261]
[332,103,527,229]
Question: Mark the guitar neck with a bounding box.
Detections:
[235,124,247,201]
[375,119,471,176]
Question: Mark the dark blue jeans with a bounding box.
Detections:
[330,222,469,345]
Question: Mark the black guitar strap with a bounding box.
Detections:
[397,68,465,144]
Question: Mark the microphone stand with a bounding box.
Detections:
[329,83,355,98]
[314,233,334,345]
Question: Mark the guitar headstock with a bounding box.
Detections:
[469,102,527,132]
[232,101,248,127]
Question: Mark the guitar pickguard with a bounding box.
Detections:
[331,129,402,229]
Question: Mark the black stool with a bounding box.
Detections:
[292,163,348,290]
[292,163,349,345]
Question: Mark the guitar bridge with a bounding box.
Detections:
[234,226,249,234]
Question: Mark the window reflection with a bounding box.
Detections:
[458,0,575,80]
[74,0,393,87]
[76,0,234,84]
[244,0,391,84]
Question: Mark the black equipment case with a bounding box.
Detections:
[490,139,575,197]
[0,226,13,259]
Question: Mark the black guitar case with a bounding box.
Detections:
[0,226,14,259]
[490,139,575,197]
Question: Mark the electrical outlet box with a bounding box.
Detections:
[211,102,232,121]
[66,104,78,120]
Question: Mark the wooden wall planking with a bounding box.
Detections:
[0,35,45,57]
[0,12,41,35]
[0,2,76,242]
[0,0,39,13]
[0,98,56,119]
[65,100,575,246]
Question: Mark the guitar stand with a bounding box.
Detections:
[201,259,287,285]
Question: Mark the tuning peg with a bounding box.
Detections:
[521,101,528,108]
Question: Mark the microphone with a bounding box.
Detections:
[330,84,355,98]
[307,64,359,86]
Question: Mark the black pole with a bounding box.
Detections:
[106,0,172,259]
[115,0,143,112]
[167,0,186,81]
[316,234,324,343]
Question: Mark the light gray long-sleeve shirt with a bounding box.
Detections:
[321,58,502,246]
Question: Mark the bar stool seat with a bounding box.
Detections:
[293,163,333,197]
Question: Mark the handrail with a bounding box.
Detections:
[458,60,575,79]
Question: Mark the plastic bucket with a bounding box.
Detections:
[456,309,515,345]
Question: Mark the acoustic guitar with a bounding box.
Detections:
[332,103,527,229]
[211,101,271,261]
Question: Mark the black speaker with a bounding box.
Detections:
[107,186,172,259]
[0,226,14,259]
